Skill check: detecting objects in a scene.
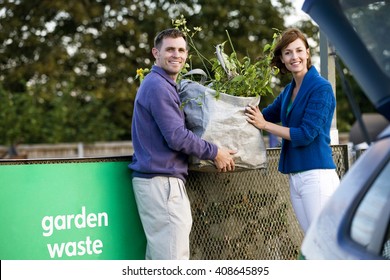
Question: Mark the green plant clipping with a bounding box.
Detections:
[209,31,280,97]
[173,15,280,98]
[136,15,280,98]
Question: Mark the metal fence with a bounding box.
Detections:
[0,144,350,260]
[186,145,349,260]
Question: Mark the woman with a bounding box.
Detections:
[245,28,339,233]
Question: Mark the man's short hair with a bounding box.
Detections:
[154,28,187,50]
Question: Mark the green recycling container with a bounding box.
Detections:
[0,156,146,260]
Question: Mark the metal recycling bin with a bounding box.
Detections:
[0,156,146,260]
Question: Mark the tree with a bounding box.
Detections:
[0,0,315,146]
[334,59,377,132]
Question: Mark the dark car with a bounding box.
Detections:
[300,0,390,259]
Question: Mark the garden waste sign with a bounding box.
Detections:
[0,157,146,260]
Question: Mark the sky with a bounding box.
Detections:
[286,0,313,25]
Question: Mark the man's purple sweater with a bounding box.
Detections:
[129,66,218,182]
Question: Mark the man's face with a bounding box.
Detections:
[152,37,188,81]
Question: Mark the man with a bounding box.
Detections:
[129,28,236,260]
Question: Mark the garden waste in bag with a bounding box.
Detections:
[179,79,267,171]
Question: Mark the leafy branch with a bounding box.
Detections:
[137,15,280,98]
[173,15,280,98]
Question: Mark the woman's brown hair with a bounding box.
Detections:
[271,28,312,75]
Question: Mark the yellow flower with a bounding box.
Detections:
[135,67,150,84]
[136,68,144,79]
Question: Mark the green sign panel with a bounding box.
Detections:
[0,157,146,260]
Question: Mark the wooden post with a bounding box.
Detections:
[320,31,339,145]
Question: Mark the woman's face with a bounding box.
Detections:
[280,38,309,76]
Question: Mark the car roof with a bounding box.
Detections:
[302,0,390,122]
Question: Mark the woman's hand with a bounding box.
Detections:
[245,104,267,130]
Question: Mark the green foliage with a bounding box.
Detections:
[208,32,280,97]
[0,0,143,144]
[162,14,280,98]
[334,62,377,132]
[0,85,123,145]
[0,86,42,145]
[41,90,124,143]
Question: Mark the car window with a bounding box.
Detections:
[350,159,390,257]
[382,225,390,259]
[340,0,390,78]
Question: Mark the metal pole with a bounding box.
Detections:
[78,142,84,158]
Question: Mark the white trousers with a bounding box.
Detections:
[289,169,340,234]
[132,176,192,260]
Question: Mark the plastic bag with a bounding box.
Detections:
[179,79,267,171]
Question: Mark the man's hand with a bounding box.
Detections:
[214,148,237,172]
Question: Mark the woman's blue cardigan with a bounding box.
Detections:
[262,66,337,174]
